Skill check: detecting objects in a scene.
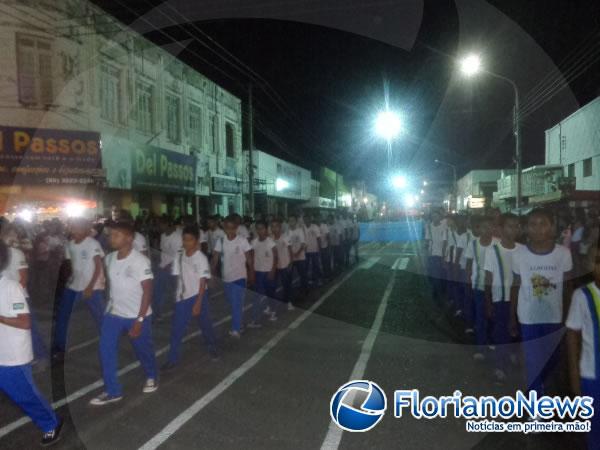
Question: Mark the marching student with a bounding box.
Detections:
[318,216,331,279]
[153,217,180,320]
[231,213,250,240]
[53,219,105,358]
[288,215,308,293]
[445,216,459,310]
[328,215,342,274]
[350,215,360,265]
[206,215,225,259]
[90,221,157,406]
[250,221,278,326]
[465,215,497,359]
[484,213,522,383]
[162,226,218,370]
[510,208,572,397]
[452,215,470,318]
[304,216,322,287]
[211,215,255,339]
[272,218,294,311]
[567,248,600,450]
[0,241,63,446]
[425,210,447,303]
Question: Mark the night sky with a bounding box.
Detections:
[93,0,600,194]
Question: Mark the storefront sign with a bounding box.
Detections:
[132,145,196,194]
[0,126,103,185]
[211,176,240,194]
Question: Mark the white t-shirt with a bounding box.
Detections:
[566,284,599,380]
[288,227,306,261]
[273,235,291,269]
[252,237,276,273]
[305,224,321,253]
[445,230,459,263]
[106,249,154,318]
[319,223,330,249]
[3,247,28,283]
[513,244,573,325]
[465,237,498,291]
[207,228,225,254]
[214,235,252,282]
[0,277,32,366]
[160,230,182,268]
[172,249,211,301]
[133,232,148,254]
[329,223,341,246]
[65,237,105,291]
[484,242,523,303]
[426,222,447,257]
[456,231,472,270]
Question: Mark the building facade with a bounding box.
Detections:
[0,0,243,219]
[455,170,502,212]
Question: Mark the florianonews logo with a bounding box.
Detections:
[330,380,387,432]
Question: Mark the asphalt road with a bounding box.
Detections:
[0,238,588,449]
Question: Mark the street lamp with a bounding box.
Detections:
[435,159,457,212]
[459,53,522,209]
[375,109,402,169]
[391,174,407,190]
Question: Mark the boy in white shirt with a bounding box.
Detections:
[163,226,217,370]
[465,215,497,359]
[510,209,572,397]
[426,210,448,303]
[90,221,157,406]
[0,241,63,446]
[53,219,105,356]
[288,215,308,291]
[304,216,322,287]
[207,215,226,259]
[567,249,600,449]
[250,221,278,326]
[211,216,255,339]
[153,217,180,320]
[272,218,294,311]
[452,216,470,318]
[484,213,522,382]
[318,216,331,279]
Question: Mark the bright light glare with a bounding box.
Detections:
[363,197,368,204]
[17,209,33,222]
[65,202,86,218]
[403,194,416,208]
[420,189,425,194]
[391,175,407,189]
[460,54,482,77]
[375,110,402,141]
[275,177,289,191]
[423,180,428,186]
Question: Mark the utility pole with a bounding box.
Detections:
[248,83,255,216]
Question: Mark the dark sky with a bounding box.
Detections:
[93,0,600,193]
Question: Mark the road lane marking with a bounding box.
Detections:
[391,257,401,270]
[396,257,409,271]
[360,257,381,269]
[137,266,362,450]
[0,304,248,439]
[320,271,396,450]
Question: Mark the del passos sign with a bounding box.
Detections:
[0,126,102,185]
[132,145,195,194]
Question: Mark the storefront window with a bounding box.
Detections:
[16,34,53,106]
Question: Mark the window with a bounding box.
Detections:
[166,95,181,143]
[100,64,122,123]
[225,123,235,158]
[188,103,203,148]
[583,158,593,177]
[568,163,575,178]
[16,35,53,106]
[136,82,154,134]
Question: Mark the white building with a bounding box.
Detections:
[244,149,311,217]
[545,96,600,191]
[455,170,502,212]
[0,0,243,219]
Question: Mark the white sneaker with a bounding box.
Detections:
[142,378,158,394]
[247,321,262,329]
[473,353,485,361]
[465,328,474,334]
[89,392,123,406]
[269,313,278,322]
[287,303,295,311]
[263,307,272,315]
[228,330,241,339]
[454,309,463,317]
[488,345,496,351]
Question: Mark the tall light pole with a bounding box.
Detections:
[459,53,522,209]
[375,110,402,169]
[435,159,457,211]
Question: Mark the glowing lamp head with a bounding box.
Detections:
[460,54,482,77]
[375,110,402,141]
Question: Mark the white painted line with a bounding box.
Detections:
[397,257,409,271]
[320,271,396,450]
[391,258,401,270]
[137,266,361,450]
[0,304,248,439]
[360,257,381,270]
